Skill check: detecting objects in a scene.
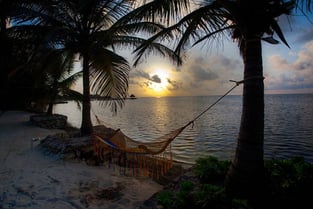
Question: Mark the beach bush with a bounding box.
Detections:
[264,156,313,209]
[156,190,174,209]
[176,180,195,208]
[194,156,231,184]
[157,156,313,209]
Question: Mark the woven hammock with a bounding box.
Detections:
[93,125,187,179]
[92,79,247,178]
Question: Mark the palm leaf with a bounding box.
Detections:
[89,47,130,113]
[270,19,290,48]
[118,0,190,25]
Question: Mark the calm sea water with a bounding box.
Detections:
[55,94,313,164]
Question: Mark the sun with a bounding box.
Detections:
[148,68,170,94]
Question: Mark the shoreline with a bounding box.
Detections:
[0,111,163,209]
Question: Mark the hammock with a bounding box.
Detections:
[93,125,186,178]
[92,79,246,178]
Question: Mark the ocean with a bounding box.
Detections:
[55,94,313,164]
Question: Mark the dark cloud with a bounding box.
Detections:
[185,56,219,82]
[167,78,181,91]
[150,74,161,83]
[142,81,151,88]
[131,69,162,83]
[189,66,218,81]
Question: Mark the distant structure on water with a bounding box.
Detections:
[129,94,137,99]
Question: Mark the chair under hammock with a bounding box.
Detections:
[92,79,251,179]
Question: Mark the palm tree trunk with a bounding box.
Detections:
[225,37,265,200]
[80,51,93,136]
[47,79,58,115]
[47,100,54,115]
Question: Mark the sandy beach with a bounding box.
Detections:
[0,111,162,209]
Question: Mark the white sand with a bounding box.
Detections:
[0,111,162,209]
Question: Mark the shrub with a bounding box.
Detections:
[264,156,313,209]
[157,190,174,209]
[176,180,195,208]
[194,156,231,184]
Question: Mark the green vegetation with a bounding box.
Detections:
[157,156,313,209]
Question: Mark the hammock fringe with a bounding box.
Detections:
[92,125,178,179]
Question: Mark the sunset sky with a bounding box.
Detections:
[71,8,313,98]
[122,10,313,98]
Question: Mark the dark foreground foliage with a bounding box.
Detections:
[156,156,313,209]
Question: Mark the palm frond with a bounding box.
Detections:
[59,71,83,89]
[114,21,165,35]
[192,25,235,47]
[133,34,182,67]
[270,19,290,48]
[117,0,190,25]
[89,47,130,113]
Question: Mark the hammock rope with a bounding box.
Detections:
[183,79,244,129]
[91,78,257,178]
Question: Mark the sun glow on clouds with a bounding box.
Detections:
[146,68,170,96]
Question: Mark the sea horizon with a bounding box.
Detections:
[55,93,313,164]
[117,91,313,99]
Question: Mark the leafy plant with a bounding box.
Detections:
[194,156,231,184]
[264,156,313,209]
[176,180,195,208]
[157,190,174,209]
[157,156,313,209]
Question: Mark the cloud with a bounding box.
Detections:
[191,67,218,81]
[268,55,292,71]
[295,27,313,43]
[184,56,219,82]
[266,40,313,92]
[129,50,244,96]
[166,78,182,91]
[183,54,242,83]
[130,69,150,80]
[150,74,161,83]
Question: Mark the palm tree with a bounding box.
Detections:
[12,0,183,136]
[32,49,83,115]
[134,0,299,200]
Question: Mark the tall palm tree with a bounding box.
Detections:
[31,48,83,115]
[135,0,297,200]
[13,0,183,136]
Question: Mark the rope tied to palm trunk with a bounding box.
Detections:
[92,77,264,178]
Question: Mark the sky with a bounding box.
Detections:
[119,8,313,98]
[69,7,313,98]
